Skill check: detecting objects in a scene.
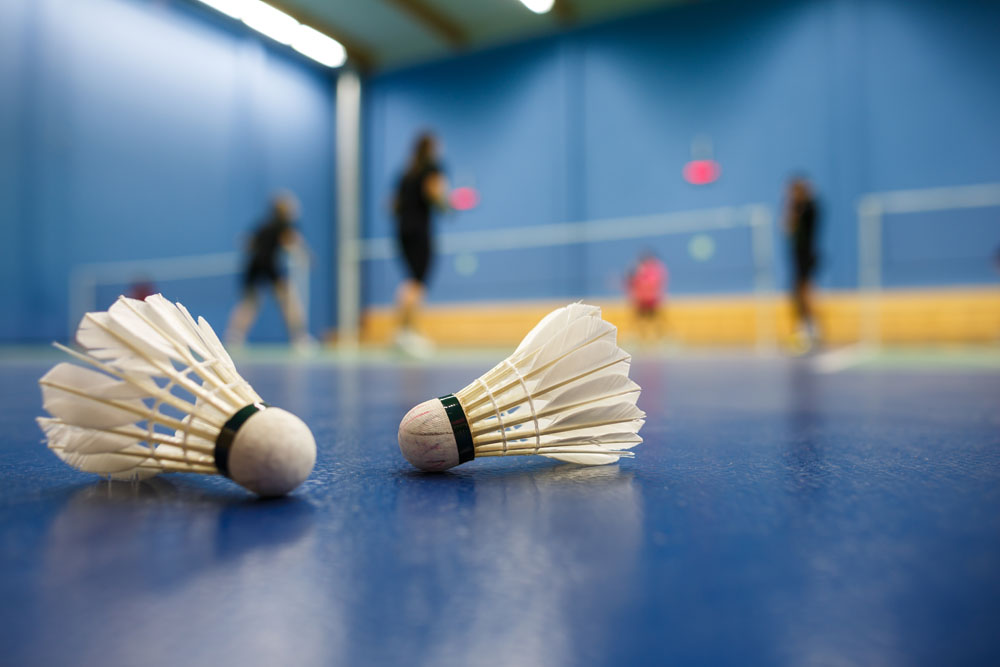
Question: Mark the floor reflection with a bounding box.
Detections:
[776,365,901,664]
[35,479,334,666]
[386,463,643,666]
[783,363,827,505]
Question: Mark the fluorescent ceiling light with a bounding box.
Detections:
[519,0,555,14]
[194,0,245,20]
[240,0,299,45]
[194,0,345,67]
[292,25,347,68]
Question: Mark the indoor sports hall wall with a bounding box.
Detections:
[361,0,1000,342]
[0,0,336,343]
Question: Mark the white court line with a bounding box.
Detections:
[811,344,875,374]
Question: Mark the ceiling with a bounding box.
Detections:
[264,0,688,71]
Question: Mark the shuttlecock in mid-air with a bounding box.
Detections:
[37,294,316,496]
[398,303,644,471]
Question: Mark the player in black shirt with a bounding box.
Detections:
[785,176,821,349]
[226,192,310,348]
[393,132,448,354]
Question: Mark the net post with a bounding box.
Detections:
[336,69,363,349]
[858,196,883,348]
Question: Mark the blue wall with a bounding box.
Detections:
[3,0,997,342]
[362,0,1000,307]
[0,0,336,342]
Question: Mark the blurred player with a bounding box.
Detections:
[784,176,821,351]
[393,131,449,356]
[225,192,312,349]
[627,250,668,343]
[127,276,156,301]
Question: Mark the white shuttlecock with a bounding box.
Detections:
[37,294,316,496]
[398,303,644,471]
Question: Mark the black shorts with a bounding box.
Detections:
[243,262,282,291]
[399,233,432,285]
[792,251,818,285]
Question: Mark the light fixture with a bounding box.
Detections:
[519,0,555,14]
[239,0,298,45]
[195,0,242,19]
[292,25,347,68]
[194,0,346,67]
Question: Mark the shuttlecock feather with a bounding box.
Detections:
[38,294,316,496]
[398,303,644,471]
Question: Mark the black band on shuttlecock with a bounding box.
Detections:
[215,402,269,477]
[439,394,475,463]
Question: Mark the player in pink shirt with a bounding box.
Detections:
[627,250,669,342]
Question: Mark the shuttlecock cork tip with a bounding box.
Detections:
[225,407,317,496]
[398,398,467,472]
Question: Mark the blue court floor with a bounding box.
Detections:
[1,350,999,666]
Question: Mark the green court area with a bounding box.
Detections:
[4,344,999,372]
